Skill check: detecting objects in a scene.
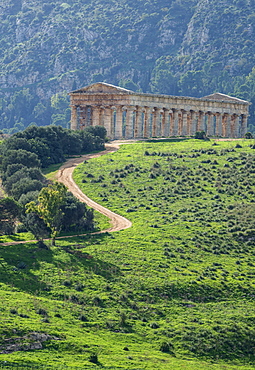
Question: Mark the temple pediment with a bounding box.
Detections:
[71,82,133,94]
[203,92,249,104]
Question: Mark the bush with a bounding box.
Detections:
[194,131,207,139]
[245,132,253,139]
[88,352,99,364]
[159,341,174,354]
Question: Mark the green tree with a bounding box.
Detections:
[178,70,205,97]
[151,69,178,95]
[1,149,41,172]
[61,192,94,232]
[22,212,50,243]
[0,197,21,235]
[26,182,67,245]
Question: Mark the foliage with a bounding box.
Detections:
[26,183,68,245]
[60,192,94,232]
[0,125,100,238]
[0,197,21,235]
[21,212,50,242]
[194,131,207,140]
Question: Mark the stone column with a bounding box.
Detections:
[92,106,100,127]
[115,106,123,139]
[198,111,205,132]
[125,107,134,138]
[104,106,113,139]
[225,114,231,137]
[186,111,191,136]
[241,114,248,137]
[134,106,142,138]
[234,115,240,138]
[71,105,78,130]
[207,112,214,136]
[230,114,239,138]
[143,107,150,138]
[172,109,179,136]
[190,111,198,135]
[169,110,174,136]
[152,108,159,137]
[181,110,187,136]
[178,111,183,136]
[215,113,222,136]
[99,106,104,126]
[161,108,169,137]
[222,113,228,137]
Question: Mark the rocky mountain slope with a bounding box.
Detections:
[1,0,255,132]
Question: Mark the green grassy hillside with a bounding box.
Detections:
[1,139,255,369]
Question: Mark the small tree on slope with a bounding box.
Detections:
[26,182,67,246]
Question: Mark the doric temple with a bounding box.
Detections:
[69,82,250,139]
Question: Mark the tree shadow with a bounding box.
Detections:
[0,242,53,293]
[0,233,121,295]
[145,138,191,143]
[60,233,122,281]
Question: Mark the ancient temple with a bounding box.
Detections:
[69,82,250,139]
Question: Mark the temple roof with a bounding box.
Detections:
[70,83,250,105]
[202,92,249,104]
[70,82,133,94]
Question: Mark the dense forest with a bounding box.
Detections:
[1,0,255,134]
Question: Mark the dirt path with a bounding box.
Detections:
[56,143,132,233]
[0,143,132,246]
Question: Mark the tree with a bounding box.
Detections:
[194,131,207,140]
[22,212,50,243]
[11,178,44,201]
[0,198,21,235]
[150,69,178,95]
[84,125,107,140]
[26,182,67,245]
[61,192,94,232]
[1,149,41,172]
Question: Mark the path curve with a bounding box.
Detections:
[56,143,132,233]
[0,143,132,246]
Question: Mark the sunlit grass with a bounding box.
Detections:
[1,139,255,369]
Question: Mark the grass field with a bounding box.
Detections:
[1,139,255,369]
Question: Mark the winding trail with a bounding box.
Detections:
[56,142,132,233]
[0,143,132,246]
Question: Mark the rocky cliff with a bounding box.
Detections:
[1,0,255,132]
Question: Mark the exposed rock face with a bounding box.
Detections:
[1,0,255,131]
[0,332,60,354]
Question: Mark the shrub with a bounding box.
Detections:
[195,131,207,139]
[245,132,253,139]
[88,352,99,364]
[36,308,48,316]
[159,341,174,354]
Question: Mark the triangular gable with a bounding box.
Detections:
[203,92,249,104]
[70,82,133,94]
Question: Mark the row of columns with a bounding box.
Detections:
[71,105,248,139]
